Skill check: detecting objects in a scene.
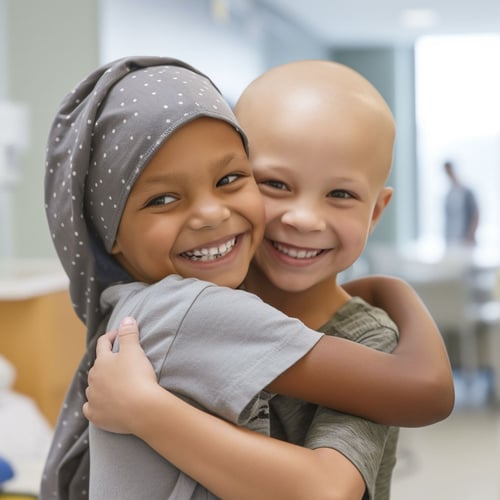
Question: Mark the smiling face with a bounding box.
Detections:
[249,120,392,294]
[236,61,394,296]
[111,117,265,288]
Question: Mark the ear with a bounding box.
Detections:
[369,187,393,234]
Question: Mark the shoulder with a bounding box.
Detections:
[101,276,216,328]
[321,297,399,351]
[326,297,398,333]
[104,275,248,307]
[140,276,307,333]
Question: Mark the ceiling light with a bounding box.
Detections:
[211,0,229,24]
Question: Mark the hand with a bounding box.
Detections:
[83,317,158,434]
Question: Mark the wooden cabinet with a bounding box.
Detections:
[0,290,85,426]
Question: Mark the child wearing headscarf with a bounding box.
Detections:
[43,55,315,498]
[43,56,453,499]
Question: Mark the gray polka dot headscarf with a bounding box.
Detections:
[42,56,247,499]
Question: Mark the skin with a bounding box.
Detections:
[84,62,455,499]
[239,60,394,328]
[111,117,264,289]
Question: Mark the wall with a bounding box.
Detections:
[5,0,100,258]
[100,0,264,105]
[333,46,418,246]
[0,0,7,99]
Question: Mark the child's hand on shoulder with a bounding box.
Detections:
[83,317,158,434]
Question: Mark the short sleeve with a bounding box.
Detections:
[138,281,323,425]
[305,407,397,499]
[162,285,322,424]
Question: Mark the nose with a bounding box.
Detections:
[188,196,231,230]
[281,203,326,232]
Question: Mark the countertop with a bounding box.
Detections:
[0,258,69,300]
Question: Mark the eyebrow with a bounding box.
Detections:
[141,153,247,185]
[141,172,179,185]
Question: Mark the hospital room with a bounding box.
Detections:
[1,0,500,498]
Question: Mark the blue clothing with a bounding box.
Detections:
[445,185,478,244]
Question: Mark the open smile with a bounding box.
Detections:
[181,236,237,262]
[271,240,327,260]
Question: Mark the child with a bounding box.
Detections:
[43,56,453,499]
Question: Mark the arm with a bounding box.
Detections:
[343,275,454,421]
[84,325,365,500]
[163,276,453,426]
[271,275,454,425]
[135,388,365,500]
[343,274,440,335]
[87,274,454,428]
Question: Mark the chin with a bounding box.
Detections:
[268,273,315,294]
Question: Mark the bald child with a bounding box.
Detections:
[235,60,399,499]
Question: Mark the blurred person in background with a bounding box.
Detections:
[443,160,479,247]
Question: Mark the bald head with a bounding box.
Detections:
[235,60,396,186]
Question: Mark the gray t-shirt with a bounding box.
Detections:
[89,275,323,499]
[270,297,399,500]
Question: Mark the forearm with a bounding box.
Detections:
[132,385,363,500]
[350,275,454,411]
[85,283,454,439]
[377,277,455,421]
[345,275,436,334]
[271,276,454,426]
[343,274,434,330]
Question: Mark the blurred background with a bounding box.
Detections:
[1,0,500,498]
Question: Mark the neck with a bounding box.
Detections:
[244,262,350,330]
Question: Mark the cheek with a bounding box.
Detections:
[252,245,269,272]
[140,219,177,254]
[335,211,371,245]
[261,197,282,225]
[241,187,266,225]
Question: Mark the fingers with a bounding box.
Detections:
[94,316,138,357]
[82,400,90,420]
[116,316,140,349]
[95,329,118,357]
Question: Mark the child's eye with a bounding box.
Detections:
[145,194,177,207]
[328,189,354,199]
[217,174,241,187]
[261,179,288,191]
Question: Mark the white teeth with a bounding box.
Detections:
[183,238,236,261]
[273,242,322,259]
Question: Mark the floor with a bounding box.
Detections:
[391,371,500,500]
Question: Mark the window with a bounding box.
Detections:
[416,35,500,257]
